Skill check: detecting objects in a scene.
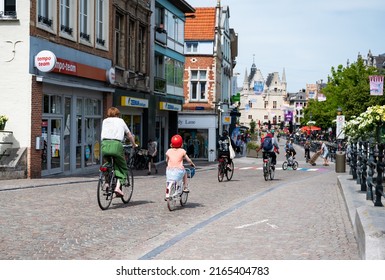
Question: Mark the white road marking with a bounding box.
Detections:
[235,219,269,229]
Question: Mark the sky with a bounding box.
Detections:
[186,0,385,92]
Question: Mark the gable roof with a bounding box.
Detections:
[185,7,216,41]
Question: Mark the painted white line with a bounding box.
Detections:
[235,219,269,229]
[266,223,279,229]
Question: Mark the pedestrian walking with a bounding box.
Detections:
[147,138,158,175]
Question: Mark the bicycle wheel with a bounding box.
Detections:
[97,174,113,210]
[167,182,177,211]
[263,164,269,181]
[218,162,225,182]
[269,165,275,180]
[292,161,299,170]
[226,161,234,181]
[121,168,134,204]
[282,161,288,170]
[180,184,188,207]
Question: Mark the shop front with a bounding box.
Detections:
[31,40,113,177]
[178,113,217,162]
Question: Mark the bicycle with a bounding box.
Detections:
[262,152,275,181]
[97,155,134,210]
[282,153,298,170]
[126,146,149,170]
[165,167,195,211]
[217,155,234,182]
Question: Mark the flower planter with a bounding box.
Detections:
[0,122,6,130]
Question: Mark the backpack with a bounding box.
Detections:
[262,136,273,151]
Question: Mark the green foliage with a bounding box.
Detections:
[249,119,256,134]
[305,58,384,129]
[246,141,259,151]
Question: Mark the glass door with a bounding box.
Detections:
[42,118,63,175]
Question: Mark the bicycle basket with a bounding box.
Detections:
[186,167,195,178]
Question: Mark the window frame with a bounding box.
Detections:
[37,0,57,34]
[0,0,17,19]
[189,70,208,102]
[79,0,94,46]
[95,0,108,50]
[59,0,76,41]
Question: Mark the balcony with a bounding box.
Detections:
[155,27,167,45]
[154,77,166,94]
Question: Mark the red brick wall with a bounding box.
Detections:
[29,77,43,178]
[183,56,216,111]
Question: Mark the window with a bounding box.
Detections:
[59,0,77,41]
[79,0,92,43]
[248,101,253,108]
[127,18,135,69]
[190,70,207,101]
[37,0,56,31]
[138,24,147,73]
[186,42,198,53]
[248,115,252,120]
[273,101,277,109]
[264,101,268,108]
[0,0,16,18]
[96,0,108,49]
[114,12,124,66]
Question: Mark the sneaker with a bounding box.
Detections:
[183,187,190,193]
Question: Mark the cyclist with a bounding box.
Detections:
[260,131,279,169]
[101,107,137,197]
[165,135,195,198]
[284,139,296,160]
[217,130,236,171]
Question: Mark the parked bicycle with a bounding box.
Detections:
[262,152,275,181]
[165,167,195,211]
[126,146,149,170]
[282,153,299,170]
[97,155,134,210]
[217,155,234,182]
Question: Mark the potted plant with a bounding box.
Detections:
[246,141,261,158]
[0,115,8,130]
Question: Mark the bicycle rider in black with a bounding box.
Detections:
[217,130,236,170]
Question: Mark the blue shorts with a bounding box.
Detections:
[166,168,185,182]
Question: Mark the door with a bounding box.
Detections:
[42,118,63,175]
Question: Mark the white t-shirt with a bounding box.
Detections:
[101,117,130,141]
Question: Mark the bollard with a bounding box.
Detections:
[335,151,346,173]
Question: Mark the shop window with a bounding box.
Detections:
[43,94,62,114]
[179,129,208,159]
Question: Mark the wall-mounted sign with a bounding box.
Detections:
[34,50,57,72]
[106,67,115,85]
[121,96,148,108]
[159,102,181,111]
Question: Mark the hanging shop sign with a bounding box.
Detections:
[159,102,181,111]
[34,50,57,72]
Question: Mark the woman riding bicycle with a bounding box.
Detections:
[217,130,236,171]
[165,135,195,198]
[101,107,137,197]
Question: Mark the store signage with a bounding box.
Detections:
[222,115,231,124]
[34,50,108,82]
[106,67,116,85]
[121,96,148,108]
[159,102,181,111]
[34,50,57,72]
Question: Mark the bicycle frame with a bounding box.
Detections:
[165,167,193,211]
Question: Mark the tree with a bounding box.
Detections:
[305,58,383,129]
[250,119,256,134]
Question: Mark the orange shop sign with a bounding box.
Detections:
[34,50,110,83]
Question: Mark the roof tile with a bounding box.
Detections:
[185,7,216,41]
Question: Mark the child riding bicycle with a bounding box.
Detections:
[165,135,195,199]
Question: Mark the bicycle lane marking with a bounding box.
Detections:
[138,168,334,260]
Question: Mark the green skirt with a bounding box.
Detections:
[101,140,128,183]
